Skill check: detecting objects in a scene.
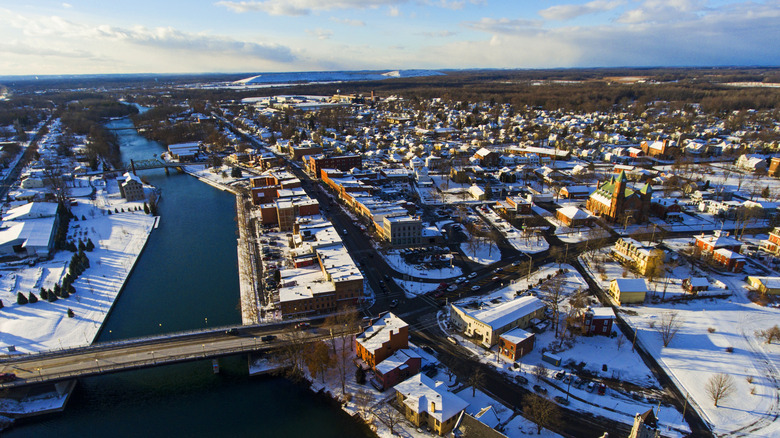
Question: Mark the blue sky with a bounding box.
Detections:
[1,0,778,75]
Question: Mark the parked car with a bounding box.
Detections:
[586,382,596,393]
[514,375,529,385]
[456,277,466,284]
[574,377,584,388]
[493,267,503,273]
[554,371,565,380]
[533,384,547,394]
[447,285,458,292]
[296,322,311,329]
[598,383,607,395]
[554,396,570,406]
[390,299,399,308]
[261,335,277,342]
[225,328,239,336]
[467,272,478,279]
[471,285,481,291]
[0,372,17,382]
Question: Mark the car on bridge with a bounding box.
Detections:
[261,335,277,342]
[225,328,240,336]
[296,322,311,329]
[0,373,17,382]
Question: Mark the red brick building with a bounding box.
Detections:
[695,231,742,254]
[306,154,362,178]
[372,349,421,391]
[498,328,535,361]
[713,248,746,273]
[582,307,615,336]
[355,312,409,369]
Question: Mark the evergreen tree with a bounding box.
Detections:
[107,210,112,215]
[80,251,90,269]
[67,308,75,318]
[86,238,95,251]
[0,299,4,309]
[28,292,38,303]
[81,215,86,221]
[53,283,62,297]
[78,240,86,252]
[231,167,242,178]
[143,203,150,214]
[47,291,58,302]
[114,208,118,213]
[17,292,28,305]
[40,289,48,300]
[67,241,78,252]
[60,289,69,299]
[67,284,76,295]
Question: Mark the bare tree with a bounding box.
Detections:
[522,394,562,435]
[616,334,626,350]
[352,388,375,417]
[324,307,360,394]
[706,373,736,407]
[532,364,549,381]
[468,367,485,397]
[540,276,565,337]
[656,311,684,347]
[755,325,780,344]
[272,326,310,380]
[375,401,406,436]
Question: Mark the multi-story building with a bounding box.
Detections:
[586,171,652,224]
[760,227,780,254]
[306,154,362,178]
[383,215,422,247]
[355,312,410,369]
[394,374,469,436]
[611,237,664,275]
[118,173,145,202]
[608,278,648,305]
[694,230,742,254]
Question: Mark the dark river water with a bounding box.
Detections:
[4,117,373,438]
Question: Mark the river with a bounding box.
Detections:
[4,117,373,438]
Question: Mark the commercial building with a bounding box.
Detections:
[449,296,545,347]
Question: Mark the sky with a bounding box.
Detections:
[0,0,779,75]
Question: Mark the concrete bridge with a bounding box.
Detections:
[0,324,354,389]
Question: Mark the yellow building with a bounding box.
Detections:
[746,276,780,295]
[612,238,665,276]
[394,374,468,436]
[609,278,648,305]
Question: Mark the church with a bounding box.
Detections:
[585,171,652,224]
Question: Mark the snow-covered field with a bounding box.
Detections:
[0,187,156,354]
[584,240,780,436]
[383,250,462,280]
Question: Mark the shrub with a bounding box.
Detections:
[725,346,734,353]
[708,327,716,333]
[67,308,75,318]
[17,292,28,305]
[86,238,95,251]
[746,375,754,384]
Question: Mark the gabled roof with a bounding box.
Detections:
[394,374,469,422]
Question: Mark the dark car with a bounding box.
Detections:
[554,396,570,406]
[261,335,277,342]
[0,373,17,382]
[514,375,529,385]
[225,328,239,336]
[389,299,399,308]
[533,384,548,394]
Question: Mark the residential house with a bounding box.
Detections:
[712,248,746,273]
[746,276,780,295]
[695,231,742,254]
[394,374,469,436]
[556,206,592,227]
[682,277,710,294]
[372,348,422,392]
[355,312,410,369]
[582,306,615,336]
[760,227,780,254]
[608,278,648,305]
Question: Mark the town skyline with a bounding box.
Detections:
[2,0,780,75]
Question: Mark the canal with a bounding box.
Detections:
[4,117,374,438]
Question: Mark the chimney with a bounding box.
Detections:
[430,401,436,412]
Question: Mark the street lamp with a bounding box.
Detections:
[523,252,533,279]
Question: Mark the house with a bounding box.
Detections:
[558,185,592,200]
[695,231,742,254]
[394,373,469,436]
[641,139,677,159]
[629,408,660,438]
[355,312,410,369]
[712,248,746,273]
[473,147,500,167]
[0,202,60,260]
[650,198,683,221]
[449,296,546,347]
[453,410,508,438]
[586,171,652,224]
[760,227,780,254]
[609,278,648,305]
[582,306,615,336]
[736,154,767,172]
[611,238,665,276]
[746,276,780,295]
[682,277,709,294]
[555,206,592,227]
[498,328,534,361]
[372,348,422,391]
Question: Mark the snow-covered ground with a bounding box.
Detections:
[383,250,462,280]
[460,239,501,265]
[583,239,780,436]
[480,205,550,254]
[0,185,156,354]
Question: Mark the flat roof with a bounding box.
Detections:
[500,327,534,344]
[457,296,545,330]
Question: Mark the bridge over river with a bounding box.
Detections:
[0,324,354,389]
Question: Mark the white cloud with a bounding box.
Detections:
[329,17,365,26]
[62,2,73,8]
[306,28,334,40]
[539,0,624,21]
[388,5,401,16]
[419,30,456,37]
[465,17,543,34]
[617,0,705,24]
[215,0,408,16]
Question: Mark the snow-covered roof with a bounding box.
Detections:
[612,278,648,293]
[375,348,419,375]
[394,374,469,422]
[557,206,589,220]
[589,306,615,319]
[2,202,58,221]
[688,277,710,288]
[500,327,534,344]
[356,312,407,354]
[457,296,545,330]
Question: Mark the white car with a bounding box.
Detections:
[467,272,478,279]
[471,285,481,291]
[455,277,466,284]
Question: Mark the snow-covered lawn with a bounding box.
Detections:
[0,192,156,354]
[460,240,501,265]
[481,205,550,254]
[383,250,462,280]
